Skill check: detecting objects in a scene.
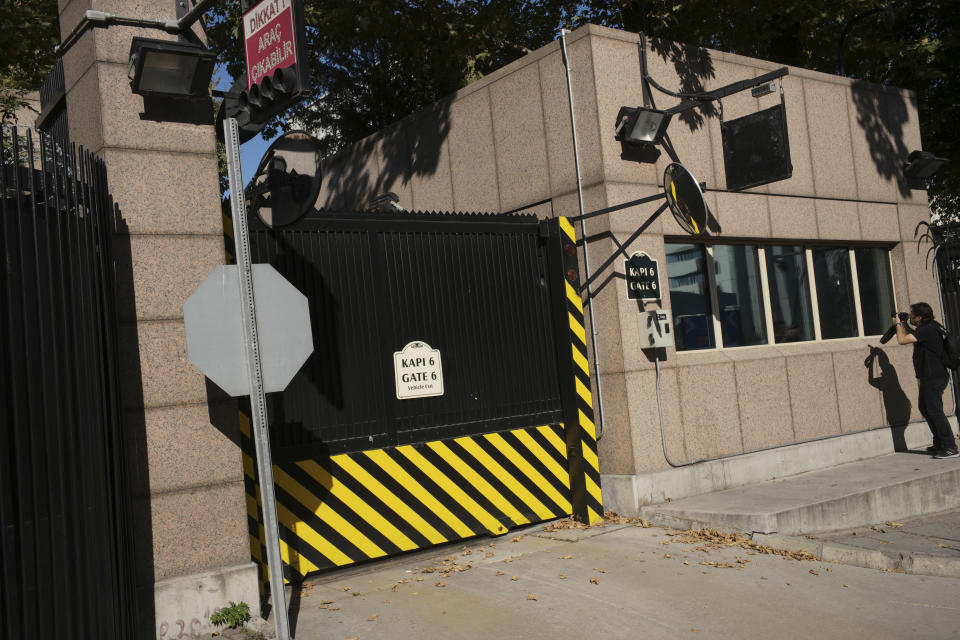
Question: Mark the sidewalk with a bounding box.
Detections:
[205,511,960,640]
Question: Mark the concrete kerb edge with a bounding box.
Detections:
[753,533,960,578]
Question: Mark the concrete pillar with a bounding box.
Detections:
[56,1,257,637]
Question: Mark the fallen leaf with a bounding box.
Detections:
[887,521,903,528]
[809,569,819,576]
[495,570,505,576]
[414,577,424,582]
[527,593,537,600]
[340,587,351,592]
[870,525,886,533]
[843,584,849,588]
[560,554,573,560]
[511,536,524,543]
[511,575,519,581]
[593,568,608,573]
[318,605,328,609]
[683,560,690,565]
[461,549,473,556]
[558,573,567,579]
[589,577,599,585]
[664,554,672,558]
[691,629,698,633]
[329,607,340,611]
[485,552,495,558]
[435,581,447,587]
[367,614,378,621]
[321,600,333,605]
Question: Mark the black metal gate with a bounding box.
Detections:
[0,126,136,639]
[238,209,602,582]
[249,211,564,460]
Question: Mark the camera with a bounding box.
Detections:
[897,311,909,322]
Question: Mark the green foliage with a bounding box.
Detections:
[204,0,586,156]
[0,0,59,122]
[210,601,251,629]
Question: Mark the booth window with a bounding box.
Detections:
[813,247,858,339]
[666,243,715,350]
[665,241,895,352]
[766,245,815,343]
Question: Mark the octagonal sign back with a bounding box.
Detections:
[184,264,313,397]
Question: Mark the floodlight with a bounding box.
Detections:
[615,106,672,145]
[127,37,215,98]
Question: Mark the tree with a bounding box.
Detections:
[0,0,59,123]
[203,0,584,155]
[2,0,956,219]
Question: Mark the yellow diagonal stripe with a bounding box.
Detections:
[584,474,603,506]
[456,437,553,521]
[539,425,567,459]
[396,445,505,535]
[242,452,255,480]
[296,460,418,552]
[514,429,570,489]
[248,533,262,563]
[278,537,315,577]
[572,344,589,375]
[559,216,576,242]
[569,312,586,344]
[364,449,473,539]
[276,501,352,567]
[579,409,597,440]
[333,454,447,545]
[427,441,530,526]
[575,376,593,408]
[587,506,603,525]
[239,411,251,438]
[274,467,386,559]
[565,281,583,314]
[486,433,571,513]
[581,440,599,472]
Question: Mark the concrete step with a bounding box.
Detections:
[638,452,960,535]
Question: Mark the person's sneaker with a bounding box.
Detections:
[932,449,960,459]
[927,444,940,452]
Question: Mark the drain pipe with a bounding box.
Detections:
[560,28,605,439]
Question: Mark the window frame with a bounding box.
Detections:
[664,238,897,351]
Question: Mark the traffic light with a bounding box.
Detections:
[238,65,305,124]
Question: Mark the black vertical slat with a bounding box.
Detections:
[0,125,26,640]
[10,127,43,637]
[25,131,56,640]
[36,131,69,629]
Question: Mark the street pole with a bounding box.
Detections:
[223,116,294,640]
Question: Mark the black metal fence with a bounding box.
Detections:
[248,211,565,461]
[0,126,135,639]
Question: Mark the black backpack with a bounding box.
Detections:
[935,323,960,370]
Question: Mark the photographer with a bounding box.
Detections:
[894,302,958,458]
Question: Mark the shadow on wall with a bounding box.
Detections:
[641,41,913,197]
[318,99,452,211]
[850,80,913,197]
[111,211,157,639]
[649,37,718,131]
[865,346,912,451]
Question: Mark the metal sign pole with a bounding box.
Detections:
[223,117,293,640]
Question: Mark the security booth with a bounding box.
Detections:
[236,208,601,583]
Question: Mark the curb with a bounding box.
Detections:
[753,533,960,579]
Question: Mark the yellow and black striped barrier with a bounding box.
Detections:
[237,216,602,589]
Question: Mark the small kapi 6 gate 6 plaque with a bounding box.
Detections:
[394,341,444,400]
